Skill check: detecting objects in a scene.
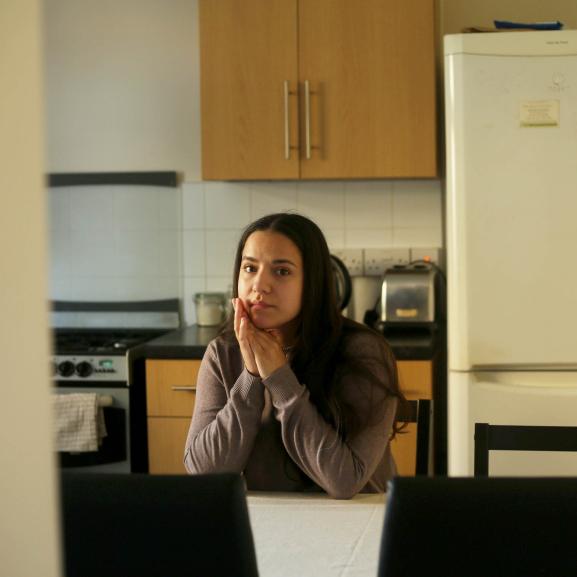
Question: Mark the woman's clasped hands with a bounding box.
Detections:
[232,298,287,379]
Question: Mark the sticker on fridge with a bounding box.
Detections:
[519,100,559,127]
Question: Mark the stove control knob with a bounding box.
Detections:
[76,361,93,378]
[58,361,76,377]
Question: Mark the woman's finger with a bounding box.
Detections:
[254,327,277,345]
[233,298,241,337]
[250,328,287,379]
[239,316,259,375]
[234,299,249,334]
[252,328,283,359]
[265,329,283,344]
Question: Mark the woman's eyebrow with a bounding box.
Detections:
[242,255,297,267]
[271,259,297,267]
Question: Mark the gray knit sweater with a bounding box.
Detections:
[184,329,398,499]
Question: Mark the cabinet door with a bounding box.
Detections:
[199,0,300,179]
[390,360,433,476]
[147,417,191,474]
[299,0,437,178]
[146,360,200,474]
[146,359,200,417]
[397,360,433,400]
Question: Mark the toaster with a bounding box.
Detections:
[381,264,437,323]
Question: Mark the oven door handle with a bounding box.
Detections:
[97,395,114,407]
[171,386,196,392]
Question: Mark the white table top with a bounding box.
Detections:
[246,492,387,577]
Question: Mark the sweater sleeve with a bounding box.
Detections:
[184,340,265,475]
[263,333,398,499]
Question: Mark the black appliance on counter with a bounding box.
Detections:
[330,254,352,311]
[51,299,181,473]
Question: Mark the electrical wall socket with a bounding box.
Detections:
[410,247,442,267]
[364,248,410,276]
[332,248,364,276]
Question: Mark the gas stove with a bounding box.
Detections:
[51,300,180,383]
[53,328,170,381]
[51,299,181,473]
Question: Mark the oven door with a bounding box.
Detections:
[55,382,130,473]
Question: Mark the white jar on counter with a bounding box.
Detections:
[194,292,226,326]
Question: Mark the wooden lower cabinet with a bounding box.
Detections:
[390,360,433,476]
[146,359,200,474]
[147,417,192,474]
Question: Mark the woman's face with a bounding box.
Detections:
[238,230,304,336]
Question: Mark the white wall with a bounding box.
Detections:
[44,0,199,178]
[180,179,442,323]
[0,1,61,576]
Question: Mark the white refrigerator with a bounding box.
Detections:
[444,31,577,476]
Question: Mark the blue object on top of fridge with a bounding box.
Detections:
[494,20,563,30]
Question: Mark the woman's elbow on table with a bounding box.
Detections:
[323,478,366,500]
[183,447,199,474]
[183,443,245,476]
[322,452,376,499]
[183,445,220,475]
[327,488,358,500]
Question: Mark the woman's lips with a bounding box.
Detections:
[250,302,272,311]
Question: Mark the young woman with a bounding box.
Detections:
[184,213,402,499]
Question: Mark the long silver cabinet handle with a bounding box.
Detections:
[284,80,291,160]
[171,386,196,392]
[304,80,312,159]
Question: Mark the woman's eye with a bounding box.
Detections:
[242,265,257,273]
[275,268,290,276]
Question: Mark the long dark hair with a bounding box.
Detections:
[222,212,403,439]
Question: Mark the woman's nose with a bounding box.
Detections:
[252,270,272,294]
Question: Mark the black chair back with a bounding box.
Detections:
[475,422,577,476]
[378,476,577,577]
[398,398,432,475]
[60,472,259,577]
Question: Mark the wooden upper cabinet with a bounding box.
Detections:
[199,0,437,180]
[199,0,300,180]
[299,0,437,179]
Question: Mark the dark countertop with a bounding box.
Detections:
[134,323,441,361]
[133,324,219,360]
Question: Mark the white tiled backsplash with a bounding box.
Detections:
[48,185,183,303]
[180,179,442,325]
[48,179,442,325]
